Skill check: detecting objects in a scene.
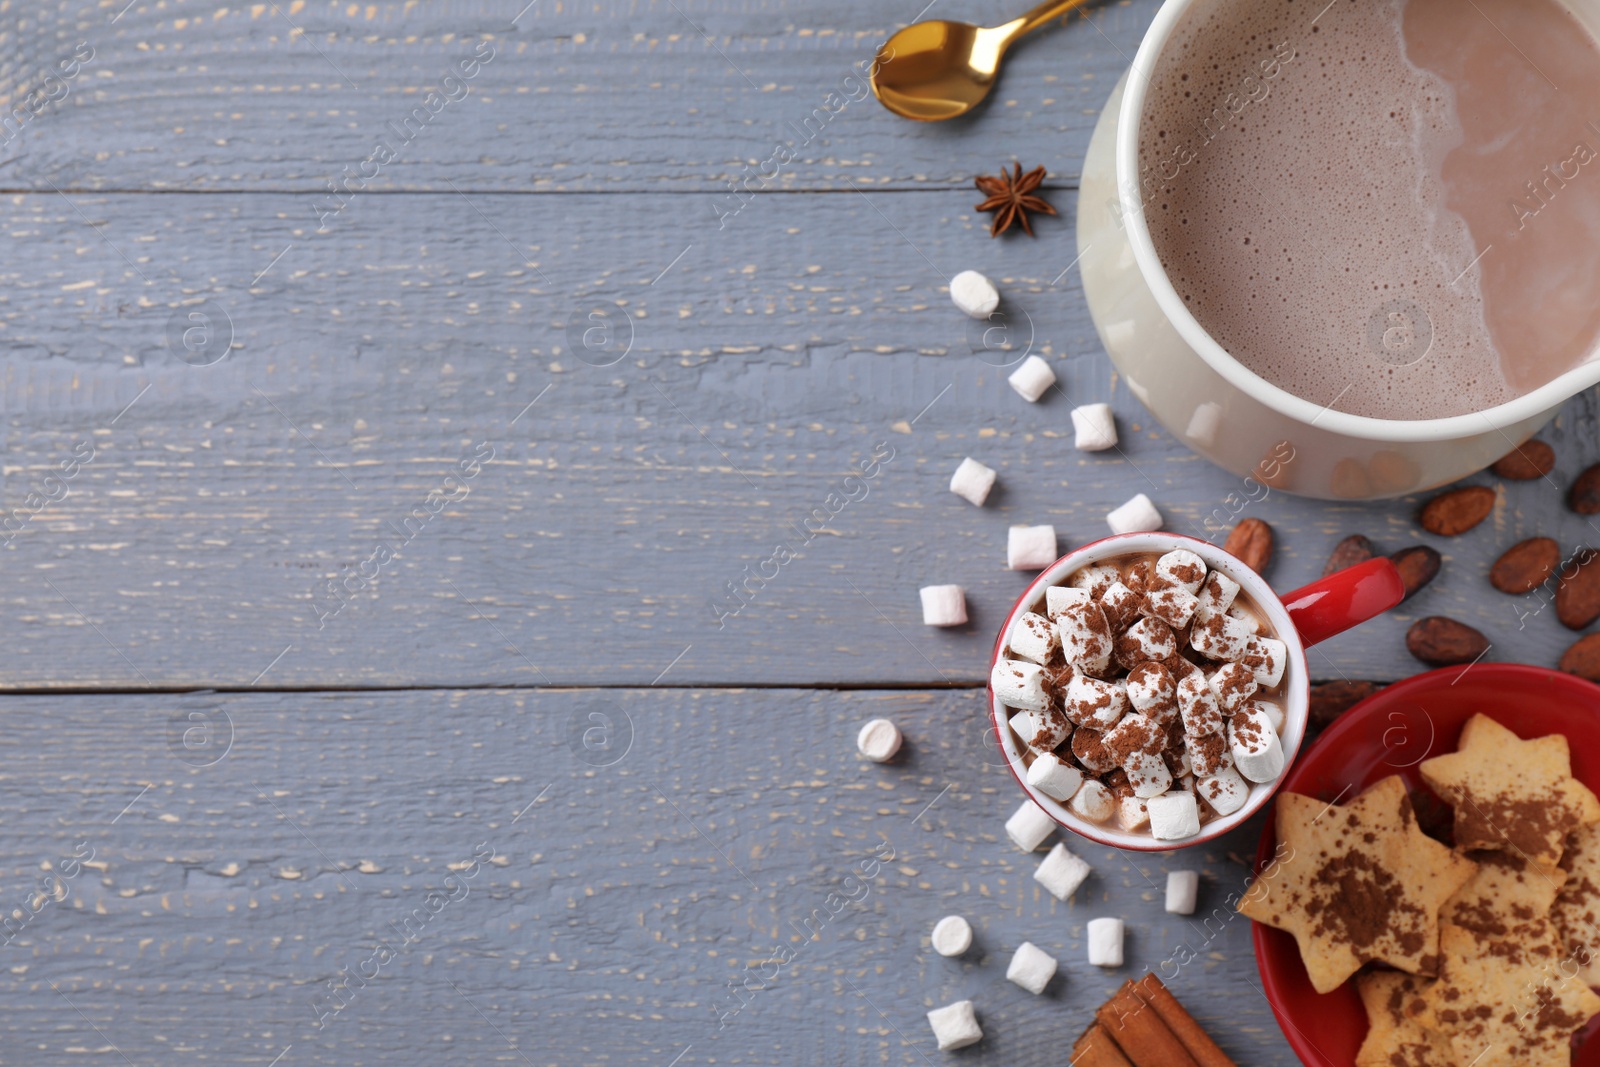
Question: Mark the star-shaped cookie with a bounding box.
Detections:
[1443,848,1566,935]
[1420,713,1600,867]
[1417,919,1600,1067]
[1237,775,1475,993]
[1552,822,1600,984]
[1354,971,1453,1067]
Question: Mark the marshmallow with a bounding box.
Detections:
[1196,570,1240,618]
[1242,636,1288,687]
[949,269,1000,320]
[1177,670,1225,737]
[992,658,1051,711]
[1086,917,1124,967]
[1056,601,1114,673]
[1255,699,1285,734]
[1165,655,1202,683]
[1117,793,1150,831]
[1143,584,1199,630]
[1147,790,1201,840]
[1070,564,1121,599]
[1187,729,1234,778]
[1007,941,1058,995]
[1165,870,1200,915]
[1045,584,1091,620]
[1187,401,1223,446]
[1168,746,1192,779]
[1207,662,1258,714]
[1008,354,1057,403]
[1008,611,1059,666]
[1007,524,1058,571]
[1176,772,1198,794]
[920,585,968,627]
[1034,842,1092,899]
[1026,752,1084,802]
[1117,617,1177,668]
[931,915,972,957]
[1098,581,1143,631]
[1229,603,1267,635]
[1005,799,1057,852]
[1069,779,1115,823]
[1199,766,1251,816]
[1228,703,1285,783]
[1125,662,1178,721]
[1107,493,1162,535]
[856,719,902,762]
[1125,749,1174,799]
[1155,550,1208,594]
[1064,673,1129,729]
[1071,727,1118,776]
[1190,611,1255,662]
[1072,403,1119,452]
[1010,708,1071,751]
[948,456,997,507]
[927,1000,983,1051]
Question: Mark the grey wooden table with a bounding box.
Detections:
[2,1,1597,1064]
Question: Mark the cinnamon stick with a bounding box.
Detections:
[1134,972,1238,1067]
[1070,1022,1136,1067]
[1095,981,1201,1067]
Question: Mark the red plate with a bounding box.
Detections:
[1251,663,1600,1067]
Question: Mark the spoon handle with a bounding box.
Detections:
[1005,0,1098,40]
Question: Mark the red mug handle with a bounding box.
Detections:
[1280,557,1406,648]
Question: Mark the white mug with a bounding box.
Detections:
[1075,0,1600,500]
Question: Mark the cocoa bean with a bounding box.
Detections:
[1488,537,1560,595]
[1405,617,1489,666]
[1390,545,1442,602]
[1559,634,1600,682]
[1490,440,1554,481]
[1556,549,1600,630]
[1569,464,1600,515]
[1418,486,1495,536]
[1223,517,1274,575]
[1322,534,1375,578]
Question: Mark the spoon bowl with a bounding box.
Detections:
[870,0,1095,121]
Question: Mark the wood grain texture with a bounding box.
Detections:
[2,0,1154,193]
[0,187,1594,688]
[0,687,1293,1065]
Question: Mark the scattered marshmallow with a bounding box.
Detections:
[1010,708,1071,751]
[1069,779,1115,823]
[1056,601,1113,673]
[856,719,902,762]
[1086,917,1125,967]
[992,659,1050,711]
[1034,842,1092,900]
[927,1000,983,1051]
[1008,612,1059,666]
[1196,570,1240,617]
[1107,493,1162,535]
[949,457,997,506]
[1070,564,1121,599]
[1099,581,1143,631]
[1155,550,1208,593]
[1148,790,1201,840]
[1186,401,1223,446]
[1177,671,1225,737]
[1007,524,1059,571]
[1165,870,1200,915]
[1007,941,1058,995]
[1072,403,1119,452]
[1008,355,1057,403]
[1228,703,1286,783]
[1117,793,1150,831]
[931,915,972,957]
[1005,799,1057,852]
[1242,636,1288,687]
[1064,674,1129,729]
[1199,766,1251,816]
[1045,584,1090,619]
[920,585,968,627]
[949,270,1000,320]
[1026,752,1084,802]
[1207,662,1258,714]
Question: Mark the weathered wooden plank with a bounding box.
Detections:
[4,0,1155,193]
[0,188,1594,689]
[0,687,1296,1065]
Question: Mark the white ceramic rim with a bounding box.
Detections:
[1114,0,1600,444]
[989,532,1309,852]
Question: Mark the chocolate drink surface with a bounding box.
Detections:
[1138,0,1600,419]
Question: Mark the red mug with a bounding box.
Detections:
[988,531,1404,851]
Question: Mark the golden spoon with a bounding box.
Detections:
[870,0,1098,121]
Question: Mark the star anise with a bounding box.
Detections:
[974,163,1056,237]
